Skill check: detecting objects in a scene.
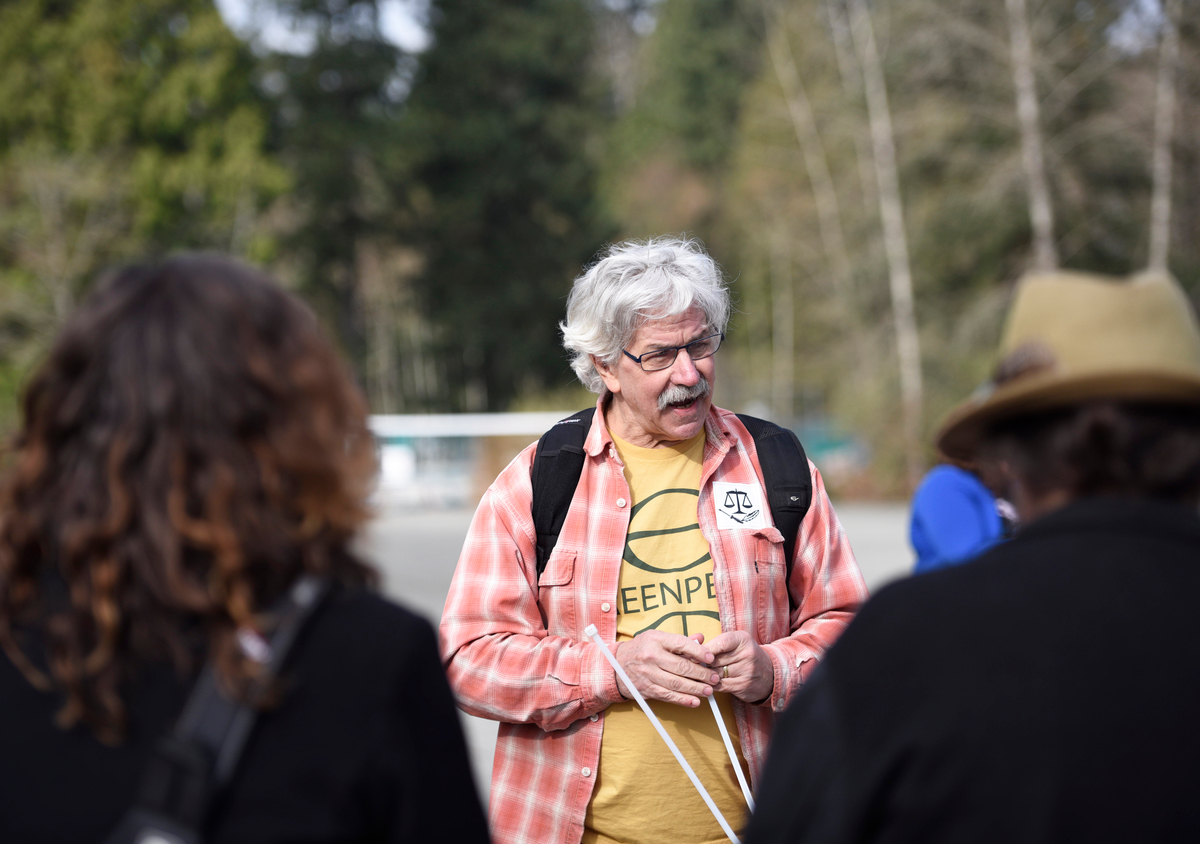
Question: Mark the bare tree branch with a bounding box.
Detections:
[770,226,795,423]
[824,0,879,219]
[1005,0,1058,270]
[845,0,924,489]
[1149,0,1180,272]
[763,1,853,294]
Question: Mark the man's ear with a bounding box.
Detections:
[591,354,622,395]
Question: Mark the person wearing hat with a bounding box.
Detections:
[744,270,1200,843]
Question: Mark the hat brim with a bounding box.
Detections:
[935,369,1200,462]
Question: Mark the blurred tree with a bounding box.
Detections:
[722,0,1200,493]
[593,0,657,115]
[1169,1,1200,288]
[5,0,1197,494]
[0,0,286,253]
[1006,0,1058,270]
[763,0,851,296]
[0,0,286,430]
[400,0,614,411]
[255,0,413,390]
[603,0,762,240]
[630,0,761,170]
[1148,0,1181,272]
[845,0,924,490]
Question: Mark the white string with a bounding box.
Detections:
[707,693,755,812]
[584,624,741,844]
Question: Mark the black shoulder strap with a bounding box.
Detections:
[736,414,812,568]
[532,408,595,580]
[104,577,331,844]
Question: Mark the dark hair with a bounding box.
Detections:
[0,255,378,742]
[983,401,1200,504]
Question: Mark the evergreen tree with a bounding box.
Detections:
[256,0,411,373]
[601,0,761,241]
[630,0,761,171]
[401,0,614,411]
[0,0,285,251]
[0,0,285,429]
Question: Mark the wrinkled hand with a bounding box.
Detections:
[614,631,719,708]
[708,630,774,703]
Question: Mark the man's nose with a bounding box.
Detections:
[671,349,701,384]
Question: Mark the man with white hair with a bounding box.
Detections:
[441,237,867,844]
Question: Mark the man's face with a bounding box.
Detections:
[594,306,717,448]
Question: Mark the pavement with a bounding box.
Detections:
[359,499,913,803]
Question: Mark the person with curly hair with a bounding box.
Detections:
[0,255,489,844]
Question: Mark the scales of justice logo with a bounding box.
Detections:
[719,489,759,524]
[712,482,766,530]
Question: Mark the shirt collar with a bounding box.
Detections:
[585,395,734,458]
[585,395,613,457]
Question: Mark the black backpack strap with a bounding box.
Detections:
[531,408,595,581]
[104,576,331,844]
[736,414,812,568]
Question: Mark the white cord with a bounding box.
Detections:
[707,693,755,812]
[584,624,741,844]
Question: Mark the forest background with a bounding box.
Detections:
[1,0,1197,495]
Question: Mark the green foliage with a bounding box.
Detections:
[256,0,411,368]
[0,0,286,433]
[717,0,1200,493]
[624,0,762,170]
[602,0,762,242]
[401,0,614,411]
[0,0,287,246]
[4,0,1200,494]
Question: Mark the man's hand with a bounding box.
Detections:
[708,630,774,703]
[614,631,720,707]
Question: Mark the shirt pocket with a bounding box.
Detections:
[537,547,578,638]
[752,527,790,643]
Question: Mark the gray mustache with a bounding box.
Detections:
[658,377,712,412]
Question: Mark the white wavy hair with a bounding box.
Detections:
[561,236,731,394]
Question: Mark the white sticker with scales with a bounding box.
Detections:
[713,482,767,530]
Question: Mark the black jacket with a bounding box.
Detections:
[0,588,490,844]
[746,497,1200,844]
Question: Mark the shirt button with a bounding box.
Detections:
[590,714,599,722]
[616,497,627,508]
[601,602,611,612]
[582,767,592,777]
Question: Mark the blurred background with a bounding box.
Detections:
[8,0,1192,795]
[1,0,1198,497]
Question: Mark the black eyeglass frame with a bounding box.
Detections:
[621,332,725,372]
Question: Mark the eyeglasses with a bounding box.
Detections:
[621,332,724,372]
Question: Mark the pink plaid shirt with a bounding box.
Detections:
[440,402,867,844]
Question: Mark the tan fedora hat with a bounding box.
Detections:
[936,269,1200,461]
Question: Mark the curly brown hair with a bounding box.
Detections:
[0,255,378,742]
[984,401,1200,504]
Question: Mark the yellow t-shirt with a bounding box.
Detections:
[582,430,750,844]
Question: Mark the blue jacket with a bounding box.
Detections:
[910,464,1003,573]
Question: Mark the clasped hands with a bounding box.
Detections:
[612,629,774,708]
